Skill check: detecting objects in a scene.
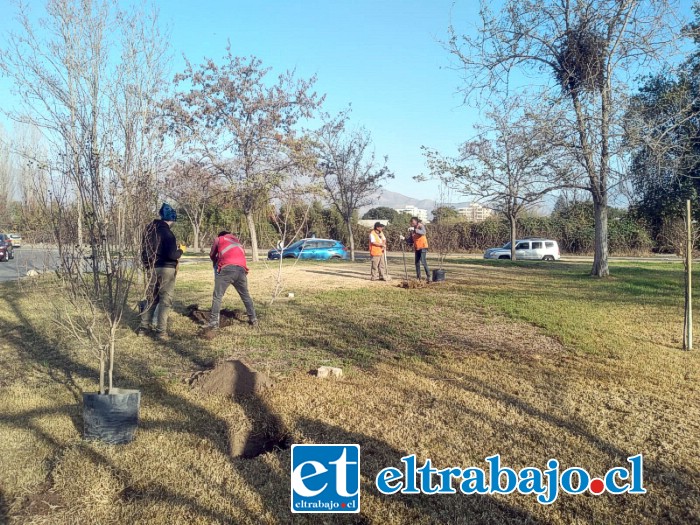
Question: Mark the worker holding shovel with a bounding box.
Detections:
[369,222,389,281]
[410,217,431,282]
[205,231,258,329]
[138,203,183,341]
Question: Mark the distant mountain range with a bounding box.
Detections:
[359,189,474,215]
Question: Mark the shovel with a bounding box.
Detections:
[401,238,409,281]
[382,250,391,281]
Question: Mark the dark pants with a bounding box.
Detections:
[140,266,177,333]
[210,265,256,325]
[415,249,430,280]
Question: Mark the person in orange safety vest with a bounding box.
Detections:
[369,222,388,281]
[410,216,431,282]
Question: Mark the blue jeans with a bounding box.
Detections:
[415,249,430,280]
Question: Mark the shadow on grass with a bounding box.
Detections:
[439,368,700,523]
[280,291,699,522]
[304,268,370,281]
[2,268,698,523]
[0,486,8,525]
[0,285,282,523]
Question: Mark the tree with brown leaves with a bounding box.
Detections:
[163,49,324,262]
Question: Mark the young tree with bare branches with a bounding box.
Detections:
[449,0,681,276]
[1,0,169,394]
[163,49,324,262]
[163,160,218,252]
[266,178,321,303]
[315,112,393,261]
[0,128,15,221]
[423,96,571,260]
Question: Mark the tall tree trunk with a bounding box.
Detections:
[570,88,610,277]
[509,214,517,261]
[593,79,612,278]
[108,326,116,392]
[592,195,609,277]
[77,198,83,247]
[245,210,259,262]
[347,220,355,261]
[193,223,200,253]
[99,347,105,395]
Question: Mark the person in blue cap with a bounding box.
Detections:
[138,203,183,340]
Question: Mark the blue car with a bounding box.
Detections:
[267,238,349,260]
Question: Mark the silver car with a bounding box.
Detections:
[8,234,21,247]
[484,238,560,261]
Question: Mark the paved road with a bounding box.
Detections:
[437,253,685,264]
[0,247,58,282]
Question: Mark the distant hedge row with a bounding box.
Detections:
[17,199,656,256]
[353,215,654,255]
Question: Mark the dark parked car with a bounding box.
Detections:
[0,234,15,262]
[267,238,349,260]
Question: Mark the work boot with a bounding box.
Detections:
[203,322,219,331]
[248,318,259,328]
[153,330,170,342]
[136,326,149,337]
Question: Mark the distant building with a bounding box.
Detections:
[357,219,390,228]
[456,203,494,222]
[394,205,429,223]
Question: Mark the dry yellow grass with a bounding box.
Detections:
[0,257,698,524]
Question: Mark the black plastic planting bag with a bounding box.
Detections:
[83,388,141,444]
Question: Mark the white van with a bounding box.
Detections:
[484,238,561,261]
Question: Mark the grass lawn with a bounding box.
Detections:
[0,256,698,524]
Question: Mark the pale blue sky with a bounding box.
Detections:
[0,0,696,201]
[160,0,477,200]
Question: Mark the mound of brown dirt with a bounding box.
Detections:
[192,360,274,397]
[397,279,428,289]
[186,304,246,328]
[198,328,218,340]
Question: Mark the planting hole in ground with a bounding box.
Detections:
[189,359,287,458]
[232,431,292,459]
[186,304,247,328]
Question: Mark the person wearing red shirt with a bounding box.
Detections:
[207,231,257,328]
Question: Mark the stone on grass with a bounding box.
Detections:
[316,366,343,379]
